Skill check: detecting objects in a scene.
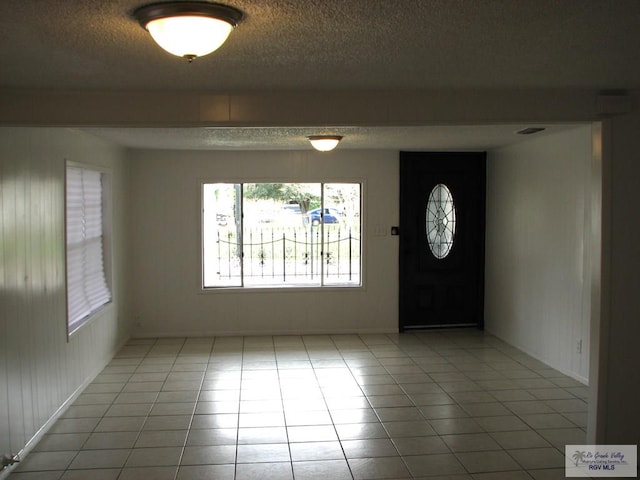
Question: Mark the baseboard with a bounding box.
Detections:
[487,329,589,386]
[131,328,399,338]
[0,335,130,480]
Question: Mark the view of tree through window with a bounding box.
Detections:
[203,183,361,288]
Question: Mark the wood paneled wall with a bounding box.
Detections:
[0,128,130,463]
[485,125,593,382]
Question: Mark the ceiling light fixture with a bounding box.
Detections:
[133,1,243,62]
[307,135,343,152]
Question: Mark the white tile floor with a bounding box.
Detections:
[10,330,589,480]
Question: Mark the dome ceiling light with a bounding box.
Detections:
[307,135,343,152]
[133,1,243,62]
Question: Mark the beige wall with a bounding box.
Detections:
[485,126,593,382]
[128,149,399,336]
[0,128,130,460]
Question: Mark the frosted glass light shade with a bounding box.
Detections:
[133,2,243,61]
[146,15,233,58]
[308,135,343,152]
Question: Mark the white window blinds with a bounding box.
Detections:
[66,166,111,333]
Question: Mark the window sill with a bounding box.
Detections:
[199,284,364,294]
[67,301,114,340]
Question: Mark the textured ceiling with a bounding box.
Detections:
[81,124,580,151]
[1,0,639,92]
[0,1,634,150]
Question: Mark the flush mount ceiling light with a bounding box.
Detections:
[133,1,243,62]
[307,135,343,152]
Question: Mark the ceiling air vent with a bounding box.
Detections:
[516,127,546,135]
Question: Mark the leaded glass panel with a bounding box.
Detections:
[426,183,456,259]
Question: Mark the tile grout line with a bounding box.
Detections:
[273,336,296,480]
[13,332,587,480]
[173,337,215,480]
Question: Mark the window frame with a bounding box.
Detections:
[64,161,113,338]
[200,180,364,292]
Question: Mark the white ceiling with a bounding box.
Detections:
[1,0,636,150]
[81,124,580,151]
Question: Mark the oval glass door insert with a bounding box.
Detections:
[426,183,456,259]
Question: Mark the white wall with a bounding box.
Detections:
[485,125,592,381]
[0,128,130,463]
[1,86,636,447]
[128,149,399,337]
[595,107,640,443]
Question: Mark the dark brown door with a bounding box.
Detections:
[399,152,486,330]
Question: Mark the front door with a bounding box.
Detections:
[399,152,486,330]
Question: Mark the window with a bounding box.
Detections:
[426,183,456,259]
[203,183,361,288]
[66,164,111,335]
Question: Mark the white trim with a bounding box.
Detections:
[65,161,113,339]
[487,329,589,386]
[199,180,364,291]
[0,335,129,480]
[131,328,398,338]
